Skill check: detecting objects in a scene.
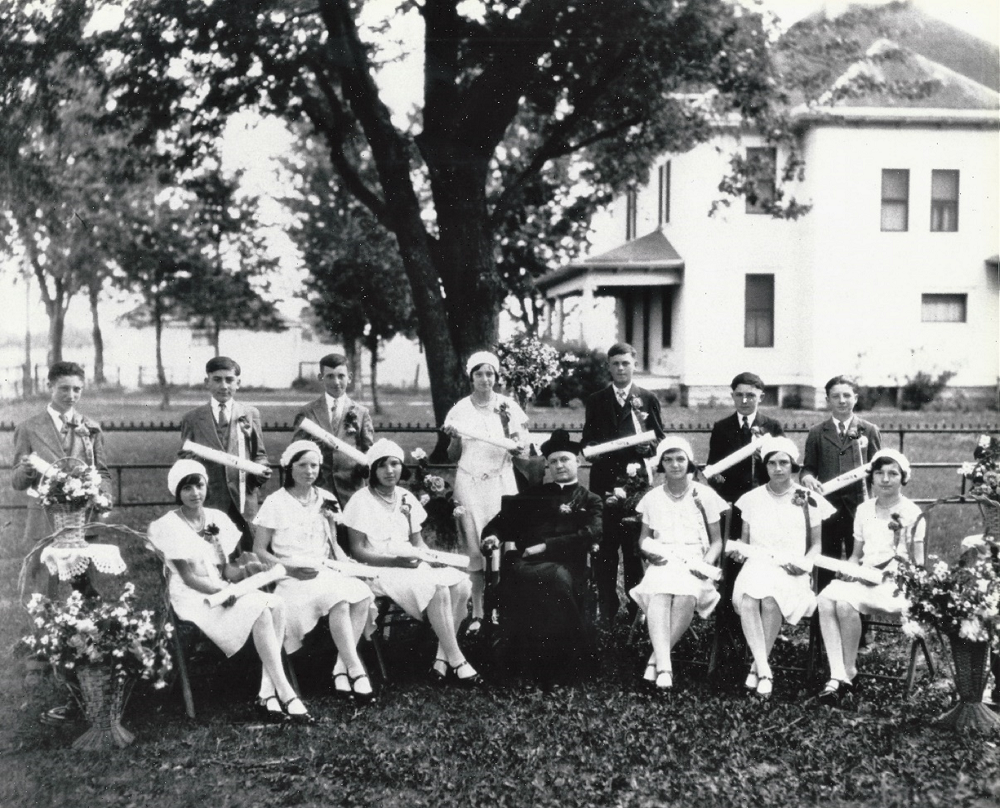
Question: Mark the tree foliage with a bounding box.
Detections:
[108,0,786,425]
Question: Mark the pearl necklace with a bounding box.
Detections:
[664,484,690,500]
[471,393,496,410]
[289,487,314,506]
[178,510,205,533]
[766,483,794,497]
[372,487,397,507]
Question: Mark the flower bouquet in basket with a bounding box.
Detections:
[894,554,1000,732]
[38,460,112,549]
[495,333,562,407]
[604,462,652,525]
[408,448,467,552]
[21,583,173,749]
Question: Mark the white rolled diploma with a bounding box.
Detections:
[390,543,471,569]
[27,453,54,475]
[324,558,379,580]
[811,555,884,585]
[297,418,368,465]
[724,539,813,572]
[641,539,723,582]
[701,436,766,479]
[582,430,657,460]
[452,425,519,452]
[204,564,286,608]
[818,465,869,496]
[183,440,270,477]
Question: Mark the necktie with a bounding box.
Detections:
[60,414,73,452]
[218,404,229,430]
[740,416,751,442]
[838,421,846,440]
[615,390,628,409]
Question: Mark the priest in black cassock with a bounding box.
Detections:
[483,429,603,685]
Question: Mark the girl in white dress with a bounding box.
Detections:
[148,460,313,723]
[630,437,726,691]
[817,449,925,703]
[730,436,835,697]
[253,440,377,702]
[443,351,528,633]
[343,439,479,684]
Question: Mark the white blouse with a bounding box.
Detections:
[342,487,427,554]
[444,395,528,479]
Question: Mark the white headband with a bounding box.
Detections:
[281,439,322,467]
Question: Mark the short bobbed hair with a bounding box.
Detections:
[762,449,800,475]
[174,473,207,505]
[368,454,411,485]
[867,455,910,486]
[282,449,321,489]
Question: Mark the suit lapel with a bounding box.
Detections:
[822,421,842,452]
[34,413,66,461]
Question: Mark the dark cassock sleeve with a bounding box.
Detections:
[542,489,603,564]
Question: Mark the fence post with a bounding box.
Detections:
[899,429,905,454]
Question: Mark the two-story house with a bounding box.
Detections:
[536,9,999,408]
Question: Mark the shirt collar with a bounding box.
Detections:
[212,399,230,417]
[48,404,73,429]
[739,412,757,428]
[831,415,854,431]
[613,383,632,401]
[556,481,577,489]
[325,392,345,413]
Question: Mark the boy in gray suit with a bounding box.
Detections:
[179,356,271,549]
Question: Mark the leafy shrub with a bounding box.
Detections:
[533,343,611,407]
[781,391,803,409]
[291,375,322,392]
[901,370,957,411]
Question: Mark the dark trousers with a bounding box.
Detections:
[817,502,857,591]
[710,510,749,690]
[594,509,642,623]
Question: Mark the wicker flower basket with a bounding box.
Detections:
[937,635,1000,733]
[72,666,135,751]
[49,506,88,550]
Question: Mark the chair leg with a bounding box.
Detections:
[368,633,389,683]
[171,621,196,720]
[806,613,822,681]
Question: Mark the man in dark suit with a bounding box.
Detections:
[484,429,603,685]
[801,375,882,591]
[12,361,112,546]
[582,343,665,625]
[179,357,271,550]
[705,372,783,689]
[291,353,374,508]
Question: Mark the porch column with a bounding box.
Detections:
[579,278,596,347]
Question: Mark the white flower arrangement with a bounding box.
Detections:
[38,464,111,512]
[21,583,173,687]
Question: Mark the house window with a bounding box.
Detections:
[625,188,638,240]
[658,162,671,225]
[930,169,959,232]
[745,147,776,214]
[881,169,909,231]
[661,287,673,348]
[921,293,967,323]
[745,274,774,347]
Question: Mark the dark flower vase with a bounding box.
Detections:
[937,636,1000,733]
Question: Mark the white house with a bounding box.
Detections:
[537,15,1000,408]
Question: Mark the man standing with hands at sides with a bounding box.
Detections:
[179,357,271,551]
[801,376,882,592]
[582,343,665,627]
[292,353,374,508]
[705,372,784,690]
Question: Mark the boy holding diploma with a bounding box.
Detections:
[582,343,665,625]
[292,353,374,508]
[179,357,271,550]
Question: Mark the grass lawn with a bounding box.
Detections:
[0,391,997,806]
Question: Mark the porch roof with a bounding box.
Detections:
[536,229,684,298]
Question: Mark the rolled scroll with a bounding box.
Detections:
[26,453,54,475]
[811,555,884,585]
[818,465,869,496]
[582,430,656,460]
[182,440,270,477]
[640,539,722,581]
[204,564,286,608]
[297,418,368,465]
[724,539,812,571]
[452,425,519,452]
[324,558,379,580]
[390,544,471,569]
[701,436,766,479]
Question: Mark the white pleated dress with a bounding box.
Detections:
[253,488,376,653]
[149,509,282,657]
[342,487,469,620]
[444,395,528,570]
[629,483,728,619]
[818,497,924,615]
[732,486,836,625]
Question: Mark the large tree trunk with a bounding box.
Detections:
[88,284,106,385]
[343,337,361,392]
[212,318,221,356]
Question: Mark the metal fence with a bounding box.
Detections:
[1,421,991,511]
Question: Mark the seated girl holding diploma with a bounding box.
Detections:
[148,460,314,724]
[629,436,726,691]
[816,449,924,704]
[342,439,479,685]
[252,440,378,703]
[729,436,835,697]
